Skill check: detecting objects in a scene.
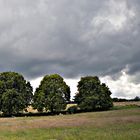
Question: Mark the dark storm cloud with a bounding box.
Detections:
[0,0,140,79]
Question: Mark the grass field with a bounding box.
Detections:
[113,101,140,107]
[0,104,139,140]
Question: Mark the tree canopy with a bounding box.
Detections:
[0,72,33,115]
[74,76,113,111]
[33,74,70,112]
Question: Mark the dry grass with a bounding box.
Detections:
[0,108,139,132]
[65,103,77,110]
[26,106,38,113]
[26,104,78,113]
[1,101,138,133]
[26,101,140,113]
[113,101,140,107]
[0,107,139,140]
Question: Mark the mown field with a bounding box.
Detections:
[113,101,140,106]
[0,103,139,140]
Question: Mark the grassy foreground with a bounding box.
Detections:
[0,106,139,140]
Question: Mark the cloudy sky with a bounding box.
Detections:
[0,0,140,98]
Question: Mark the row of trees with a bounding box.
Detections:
[113,97,140,102]
[0,72,113,116]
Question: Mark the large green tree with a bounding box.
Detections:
[74,76,113,111]
[33,74,70,112]
[0,72,33,115]
[1,89,24,115]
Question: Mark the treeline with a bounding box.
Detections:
[0,72,113,116]
[113,96,140,102]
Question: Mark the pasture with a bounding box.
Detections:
[0,103,139,140]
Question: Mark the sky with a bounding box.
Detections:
[0,0,140,99]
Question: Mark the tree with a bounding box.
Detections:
[33,74,70,113]
[133,96,140,101]
[74,76,113,111]
[0,72,33,115]
[1,89,24,115]
[25,81,33,105]
[32,91,45,112]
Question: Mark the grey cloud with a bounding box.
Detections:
[0,0,140,81]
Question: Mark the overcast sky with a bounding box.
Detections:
[0,0,140,98]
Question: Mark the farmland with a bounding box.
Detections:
[0,102,139,140]
[113,101,140,106]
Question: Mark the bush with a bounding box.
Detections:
[67,106,78,114]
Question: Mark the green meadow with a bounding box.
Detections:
[0,105,139,140]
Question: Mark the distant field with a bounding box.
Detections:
[26,101,140,113]
[0,105,139,140]
[113,101,140,107]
